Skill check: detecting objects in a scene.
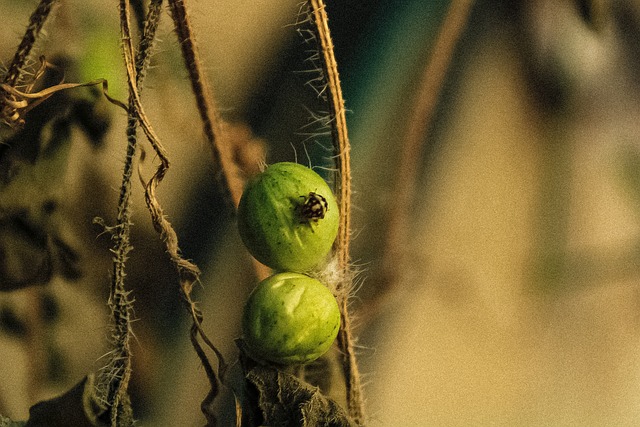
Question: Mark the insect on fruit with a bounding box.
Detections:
[299,191,329,223]
[241,272,341,365]
[237,162,339,272]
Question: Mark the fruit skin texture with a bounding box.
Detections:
[237,162,339,272]
[242,272,341,365]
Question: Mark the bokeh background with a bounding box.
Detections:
[2,0,640,425]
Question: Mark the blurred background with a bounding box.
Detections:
[2,0,640,425]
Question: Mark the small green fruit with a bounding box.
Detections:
[242,272,341,365]
[237,162,339,271]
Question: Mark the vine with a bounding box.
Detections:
[307,0,364,423]
[0,0,366,425]
[94,0,165,424]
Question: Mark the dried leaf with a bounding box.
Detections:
[246,365,356,427]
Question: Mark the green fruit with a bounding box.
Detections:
[242,272,341,365]
[237,162,339,271]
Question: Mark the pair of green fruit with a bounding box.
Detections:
[238,162,341,365]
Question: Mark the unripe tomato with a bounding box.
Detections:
[237,162,339,271]
[241,272,341,365]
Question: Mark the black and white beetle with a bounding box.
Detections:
[298,191,329,222]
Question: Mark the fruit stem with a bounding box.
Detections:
[167,0,245,210]
[308,1,364,424]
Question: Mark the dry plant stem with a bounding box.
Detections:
[308,0,363,423]
[1,0,56,129]
[168,0,271,280]
[166,0,229,371]
[99,1,164,424]
[1,77,127,130]
[309,0,351,268]
[120,0,228,423]
[382,0,475,299]
[167,0,272,281]
[2,0,57,87]
[167,0,245,209]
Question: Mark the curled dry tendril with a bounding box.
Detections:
[0,57,127,129]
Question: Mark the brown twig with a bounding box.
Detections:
[309,0,351,270]
[380,0,475,309]
[1,76,127,128]
[111,0,228,423]
[308,1,363,423]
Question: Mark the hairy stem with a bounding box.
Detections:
[0,0,57,129]
[167,0,245,209]
[2,0,57,87]
[98,1,164,424]
[309,0,351,270]
[167,0,271,282]
[308,1,363,423]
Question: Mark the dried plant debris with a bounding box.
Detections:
[0,0,57,130]
[0,56,111,291]
[245,365,356,427]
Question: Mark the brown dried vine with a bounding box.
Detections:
[96,0,166,425]
[0,0,57,128]
[164,0,249,421]
[108,0,231,425]
[2,0,56,87]
[381,0,475,306]
[167,0,244,209]
[308,0,364,423]
[167,0,271,280]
